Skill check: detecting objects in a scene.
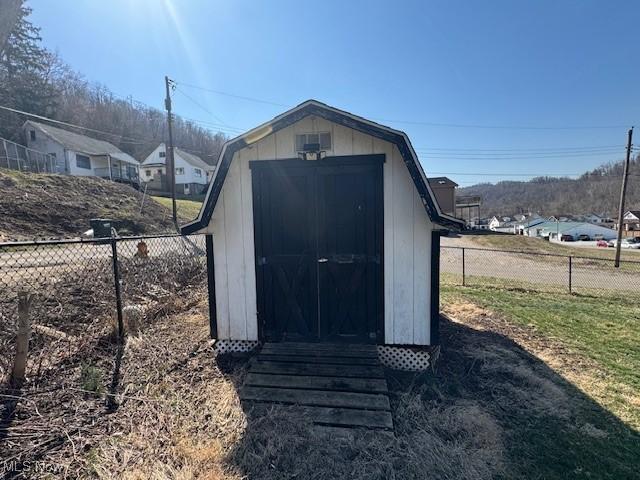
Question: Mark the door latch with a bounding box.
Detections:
[317,258,328,263]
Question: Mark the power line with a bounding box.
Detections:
[173,80,289,108]
[416,144,626,152]
[173,80,636,130]
[0,104,211,157]
[173,87,236,130]
[427,171,640,177]
[418,151,625,161]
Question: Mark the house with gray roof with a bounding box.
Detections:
[23,120,140,186]
[141,143,215,196]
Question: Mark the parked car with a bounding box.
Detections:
[621,238,640,249]
[596,239,608,248]
[608,239,618,247]
[560,234,574,242]
[577,234,591,241]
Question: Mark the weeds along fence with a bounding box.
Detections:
[0,234,208,386]
[441,246,640,295]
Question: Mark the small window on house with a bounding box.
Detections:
[157,169,163,175]
[194,168,202,177]
[159,151,166,158]
[30,130,36,141]
[76,154,91,169]
[145,169,152,177]
[295,132,332,152]
[175,167,184,175]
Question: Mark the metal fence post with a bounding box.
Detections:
[462,247,466,286]
[568,255,572,294]
[111,238,124,339]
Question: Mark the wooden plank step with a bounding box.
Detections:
[244,373,388,393]
[244,403,394,430]
[299,406,393,430]
[240,386,391,410]
[256,354,380,366]
[260,345,379,359]
[266,342,377,352]
[262,343,378,356]
[249,360,386,379]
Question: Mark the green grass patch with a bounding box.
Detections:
[440,282,640,478]
[442,283,640,417]
[151,196,203,222]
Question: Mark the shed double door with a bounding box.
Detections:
[252,157,383,344]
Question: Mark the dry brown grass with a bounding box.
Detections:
[4,287,637,478]
[85,303,504,480]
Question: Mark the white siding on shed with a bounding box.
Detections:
[206,115,434,345]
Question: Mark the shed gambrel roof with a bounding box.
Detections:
[181,100,464,234]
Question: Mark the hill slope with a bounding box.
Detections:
[1,169,183,240]
[459,157,640,216]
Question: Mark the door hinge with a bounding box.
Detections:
[257,257,268,266]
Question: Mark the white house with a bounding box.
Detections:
[489,216,514,231]
[23,121,139,185]
[621,210,640,231]
[181,100,463,364]
[140,143,214,196]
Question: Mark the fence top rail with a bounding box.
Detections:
[441,244,640,265]
[0,232,203,248]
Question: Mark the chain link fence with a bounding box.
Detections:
[441,245,640,295]
[0,234,208,386]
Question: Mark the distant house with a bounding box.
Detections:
[533,221,616,241]
[428,177,457,216]
[472,218,491,230]
[621,210,640,231]
[489,216,513,231]
[517,216,546,236]
[141,143,215,196]
[23,121,139,186]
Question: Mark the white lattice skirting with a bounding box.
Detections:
[377,345,431,371]
[213,340,431,371]
[213,339,261,354]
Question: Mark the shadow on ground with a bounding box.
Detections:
[223,316,639,480]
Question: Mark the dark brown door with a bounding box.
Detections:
[252,156,383,344]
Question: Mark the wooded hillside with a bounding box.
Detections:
[459,156,640,216]
[0,2,226,164]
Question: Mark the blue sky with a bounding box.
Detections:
[29,0,639,186]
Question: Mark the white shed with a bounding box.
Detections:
[182,100,462,354]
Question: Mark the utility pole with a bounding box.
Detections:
[164,75,179,231]
[614,127,633,268]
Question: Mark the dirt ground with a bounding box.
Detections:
[0,169,178,241]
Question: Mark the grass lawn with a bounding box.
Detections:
[462,233,640,262]
[441,284,640,479]
[151,195,203,222]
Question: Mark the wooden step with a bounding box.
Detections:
[244,373,388,393]
[241,342,394,431]
[256,353,380,366]
[240,386,390,410]
[244,402,394,430]
[261,342,378,357]
[249,360,386,379]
